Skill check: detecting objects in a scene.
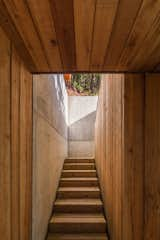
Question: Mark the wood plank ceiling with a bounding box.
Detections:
[0,0,160,73]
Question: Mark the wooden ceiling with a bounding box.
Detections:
[1,0,160,73]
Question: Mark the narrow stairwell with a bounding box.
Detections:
[47,158,108,240]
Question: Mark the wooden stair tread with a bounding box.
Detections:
[62,170,96,173]
[65,158,95,163]
[64,163,95,166]
[49,213,106,233]
[54,198,103,213]
[58,187,100,192]
[62,170,97,177]
[47,233,108,240]
[65,157,95,159]
[50,213,106,223]
[60,178,98,181]
[65,157,95,160]
[63,163,95,170]
[47,157,107,236]
[55,199,102,205]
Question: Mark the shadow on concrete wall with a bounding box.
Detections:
[69,111,96,141]
[35,74,68,139]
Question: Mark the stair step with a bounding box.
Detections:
[65,158,95,163]
[49,213,106,233]
[47,233,108,240]
[62,170,97,178]
[54,199,103,213]
[57,187,100,199]
[63,163,95,170]
[60,178,98,187]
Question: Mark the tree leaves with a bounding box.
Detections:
[71,74,100,95]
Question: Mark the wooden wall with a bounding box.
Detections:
[123,74,145,240]
[95,74,124,240]
[1,0,160,73]
[145,74,160,240]
[95,73,160,240]
[0,26,33,240]
[33,74,68,240]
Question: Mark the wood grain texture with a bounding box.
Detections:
[19,61,33,240]
[27,0,62,71]
[50,0,76,71]
[0,26,11,240]
[0,26,33,240]
[95,74,146,240]
[118,0,160,71]
[91,0,118,71]
[0,0,37,72]
[11,47,21,240]
[95,74,124,240]
[145,74,160,240]
[123,74,145,240]
[74,0,96,70]
[0,0,160,72]
[132,14,160,71]
[104,0,142,70]
[3,0,49,71]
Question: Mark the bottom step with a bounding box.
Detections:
[49,213,106,233]
[47,233,108,240]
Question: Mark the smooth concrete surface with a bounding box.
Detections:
[69,141,95,158]
[68,96,98,157]
[32,74,68,240]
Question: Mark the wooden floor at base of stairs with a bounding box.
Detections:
[49,213,106,233]
[47,233,108,240]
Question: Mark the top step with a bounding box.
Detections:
[65,158,95,164]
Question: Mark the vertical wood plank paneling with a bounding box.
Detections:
[131,17,160,71]
[50,0,76,71]
[118,0,160,71]
[0,26,32,240]
[11,48,33,240]
[74,0,96,71]
[0,26,11,240]
[3,0,49,71]
[123,74,145,240]
[145,74,160,240]
[105,75,114,236]
[19,63,32,240]
[27,0,62,71]
[104,0,142,70]
[95,74,124,240]
[90,0,118,71]
[104,74,124,240]
[0,0,37,72]
[11,47,21,240]
[112,74,123,240]
[95,74,146,240]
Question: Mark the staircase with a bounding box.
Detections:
[47,158,108,240]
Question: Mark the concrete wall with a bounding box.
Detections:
[68,96,98,157]
[32,74,68,240]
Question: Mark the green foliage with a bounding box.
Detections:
[71,74,100,95]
